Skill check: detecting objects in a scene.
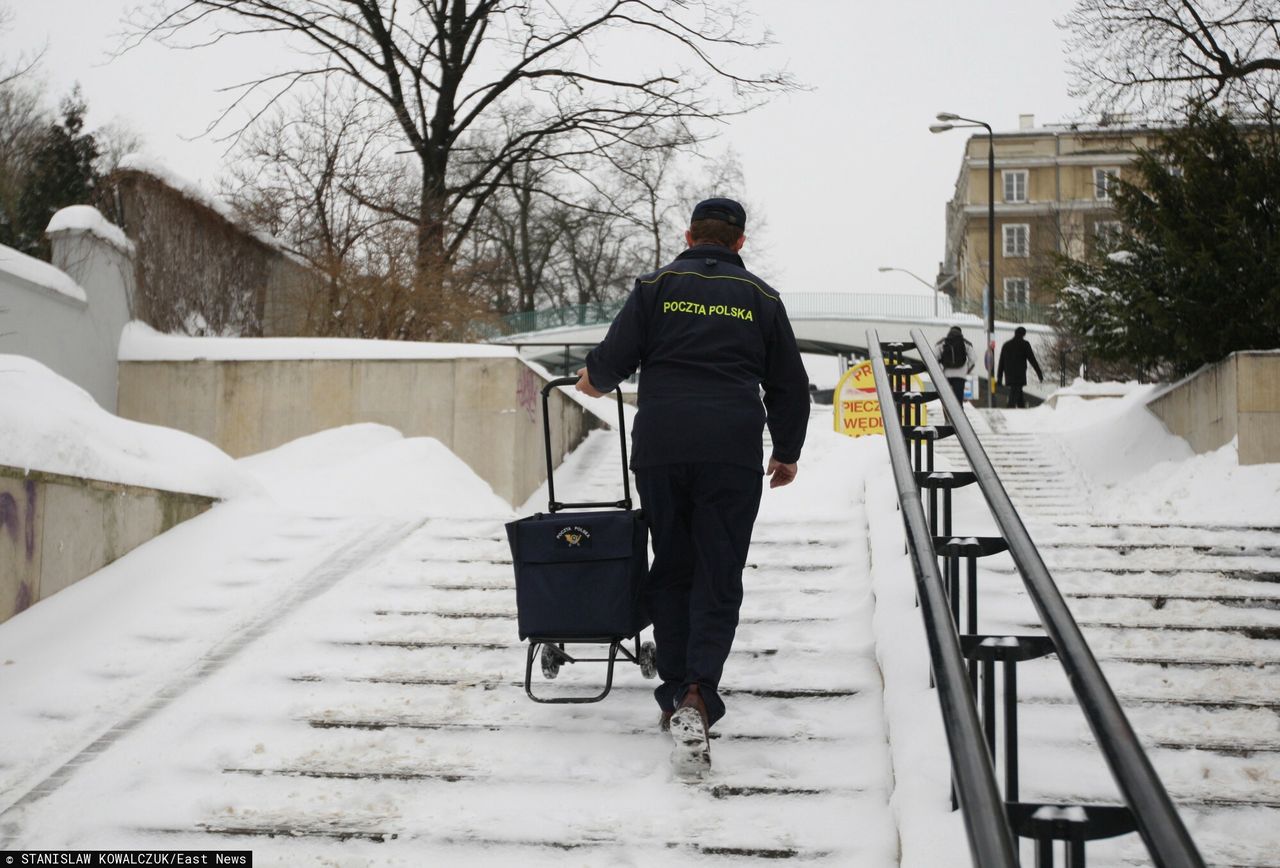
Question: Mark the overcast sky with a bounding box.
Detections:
[3,0,1082,298]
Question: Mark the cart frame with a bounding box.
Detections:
[519,376,655,704]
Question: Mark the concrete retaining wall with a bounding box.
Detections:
[0,465,214,624]
[1147,351,1280,465]
[118,357,598,506]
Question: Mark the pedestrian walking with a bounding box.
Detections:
[934,326,975,404]
[997,326,1044,409]
[574,197,810,778]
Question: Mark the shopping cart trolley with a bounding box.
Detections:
[505,376,656,703]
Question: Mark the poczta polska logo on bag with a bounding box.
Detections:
[556,525,593,548]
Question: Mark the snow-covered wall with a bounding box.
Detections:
[0,208,134,411]
[1147,350,1280,466]
[0,354,244,624]
[0,465,213,624]
[117,343,600,505]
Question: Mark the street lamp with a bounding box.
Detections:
[876,266,958,318]
[932,111,996,407]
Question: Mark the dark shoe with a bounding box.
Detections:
[669,686,711,778]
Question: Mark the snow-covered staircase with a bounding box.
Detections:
[935,408,1092,518]
[944,408,1280,867]
[1,420,897,865]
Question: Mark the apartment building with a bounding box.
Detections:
[939,114,1168,313]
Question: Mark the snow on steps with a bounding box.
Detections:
[2,422,898,865]
[946,409,1280,867]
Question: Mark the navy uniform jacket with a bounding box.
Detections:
[584,244,810,473]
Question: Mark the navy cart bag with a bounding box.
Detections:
[505,376,655,703]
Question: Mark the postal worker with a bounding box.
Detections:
[575,197,810,777]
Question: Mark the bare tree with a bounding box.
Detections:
[0,4,46,90]
[568,123,757,271]
[0,81,44,244]
[222,84,407,333]
[597,124,690,269]
[474,158,569,312]
[129,0,794,335]
[1063,0,1280,113]
[94,121,145,175]
[559,200,641,307]
[0,3,46,243]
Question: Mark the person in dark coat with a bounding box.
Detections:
[574,197,810,778]
[997,326,1044,408]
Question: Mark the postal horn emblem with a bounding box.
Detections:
[557,525,590,547]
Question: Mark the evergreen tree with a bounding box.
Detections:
[1054,108,1280,378]
[10,87,99,259]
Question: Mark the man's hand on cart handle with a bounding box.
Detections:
[574,367,606,398]
[767,458,798,489]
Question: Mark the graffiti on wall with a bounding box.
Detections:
[0,480,38,613]
[517,367,539,423]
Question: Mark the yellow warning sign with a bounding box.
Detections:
[833,360,927,437]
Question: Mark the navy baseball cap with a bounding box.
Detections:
[691,197,746,229]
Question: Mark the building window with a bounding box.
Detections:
[1003,170,1028,203]
[1003,224,1030,258]
[1094,220,1123,245]
[1094,167,1120,200]
[1004,277,1030,306]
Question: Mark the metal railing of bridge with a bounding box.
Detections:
[492,293,1055,336]
[868,328,1205,868]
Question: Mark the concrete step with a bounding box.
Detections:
[924,425,1279,864]
[1018,701,1280,755]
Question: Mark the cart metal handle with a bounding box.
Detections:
[541,375,633,513]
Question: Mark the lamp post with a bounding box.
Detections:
[877,266,958,318]
[932,112,996,407]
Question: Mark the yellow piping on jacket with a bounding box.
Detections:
[638,270,779,302]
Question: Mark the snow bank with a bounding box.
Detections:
[46,205,135,255]
[1049,377,1144,402]
[865,457,970,868]
[1002,382,1280,523]
[0,243,87,304]
[1104,435,1280,523]
[238,424,512,519]
[119,321,518,362]
[0,355,249,498]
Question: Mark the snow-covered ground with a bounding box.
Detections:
[0,395,899,864]
[1003,381,1280,525]
[907,393,1280,867]
[3,356,1277,866]
[0,354,248,497]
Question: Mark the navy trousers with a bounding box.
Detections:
[635,462,763,727]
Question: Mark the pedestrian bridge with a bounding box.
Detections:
[492,292,1056,372]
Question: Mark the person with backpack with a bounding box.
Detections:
[997,326,1044,408]
[934,326,975,403]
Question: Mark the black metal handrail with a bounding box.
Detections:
[904,327,1204,867]
[866,333,1020,868]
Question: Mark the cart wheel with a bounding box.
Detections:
[639,641,658,679]
[540,644,563,680]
